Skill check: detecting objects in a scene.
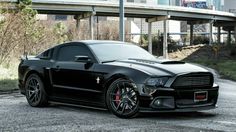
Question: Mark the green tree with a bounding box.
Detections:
[53,22,68,43]
[18,0,32,9]
[0,0,45,64]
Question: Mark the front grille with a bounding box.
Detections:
[175,89,218,108]
[172,73,213,88]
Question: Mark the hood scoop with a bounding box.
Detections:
[160,60,185,64]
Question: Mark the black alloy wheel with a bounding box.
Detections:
[106,79,139,118]
[25,74,48,107]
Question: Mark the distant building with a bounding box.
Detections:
[224,0,236,14]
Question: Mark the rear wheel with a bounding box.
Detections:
[106,79,139,118]
[25,74,48,107]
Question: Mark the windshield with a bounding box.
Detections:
[89,43,157,62]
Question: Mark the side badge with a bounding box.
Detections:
[96,77,100,84]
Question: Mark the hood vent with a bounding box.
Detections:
[160,61,185,64]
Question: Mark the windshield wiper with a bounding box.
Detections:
[101,60,117,63]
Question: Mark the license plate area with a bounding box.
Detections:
[194,91,208,102]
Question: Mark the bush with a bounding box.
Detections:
[230,48,236,57]
[192,36,209,45]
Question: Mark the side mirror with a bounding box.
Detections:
[75,56,92,63]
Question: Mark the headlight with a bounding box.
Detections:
[145,77,169,87]
[143,77,169,95]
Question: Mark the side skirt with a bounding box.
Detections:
[48,101,108,111]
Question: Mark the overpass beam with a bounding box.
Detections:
[148,22,152,54]
[163,20,168,59]
[190,23,194,45]
[89,16,94,40]
[146,15,170,23]
[217,26,221,45]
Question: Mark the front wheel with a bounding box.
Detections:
[25,74,48,107]
[106,79,139,118]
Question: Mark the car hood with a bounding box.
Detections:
[106,59,209,76]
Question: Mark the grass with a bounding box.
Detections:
[0,62,18,92]
[187,59,236,81]
[0,79,18,91]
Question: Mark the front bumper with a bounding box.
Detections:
[139,105,217,113]
[137,84,219,112]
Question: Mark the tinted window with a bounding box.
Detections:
[89,43,156,62]
[37,48,53,59]
[57,45,92,62]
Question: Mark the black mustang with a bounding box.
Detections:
[18,40,219,118]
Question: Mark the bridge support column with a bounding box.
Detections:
[163,20,168,59]
[89,16,94,40]
[97,16,99,40]
[76,17,80,30]
[227,30,231,45]
[217,26,221,45]
[148,22,152,54]
[209,21,213,45]
[190,23,194,45]
[146,15,170,58]
[234,25,236,44]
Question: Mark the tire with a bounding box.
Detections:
[106,78,139,118]
[25,74,48,107]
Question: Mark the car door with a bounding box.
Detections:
[50,43,103,105]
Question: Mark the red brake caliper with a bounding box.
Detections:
[115,90,120,105]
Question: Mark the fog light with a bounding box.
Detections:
[154,99,161,106]
[151,97,175,109]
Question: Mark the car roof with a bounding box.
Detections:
[50,40,129,50]
[77,40,126,45]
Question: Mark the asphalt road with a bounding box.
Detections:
[0,78,236,132]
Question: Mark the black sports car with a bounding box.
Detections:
[18,40,219,118]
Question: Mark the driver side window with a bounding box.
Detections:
[57,44,93,62]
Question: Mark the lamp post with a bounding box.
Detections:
[119,0,125,41]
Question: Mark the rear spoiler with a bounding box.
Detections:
[20,55,28,61]
[20,55,36,61]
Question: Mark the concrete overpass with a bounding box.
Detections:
[2,0,236,58]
